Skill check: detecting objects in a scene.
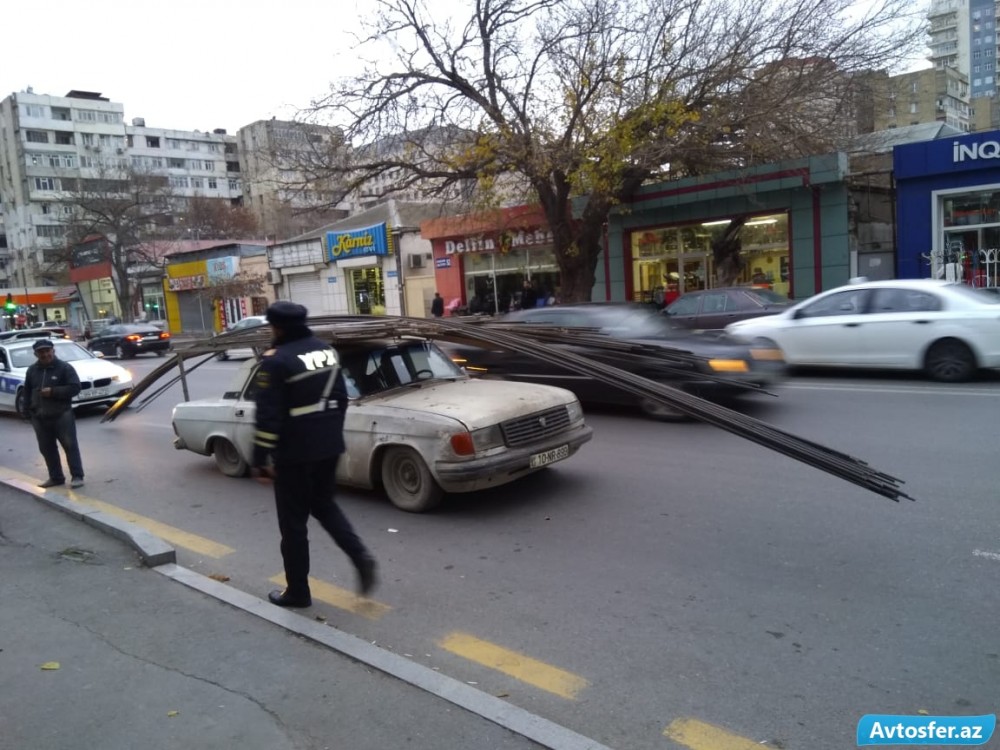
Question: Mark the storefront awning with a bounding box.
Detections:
[52,285,79,302]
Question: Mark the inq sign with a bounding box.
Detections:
[952,140,1000,162]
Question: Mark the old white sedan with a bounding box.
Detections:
[171,338,593,512]
[725,279,1000,382]
[0,339,134,415]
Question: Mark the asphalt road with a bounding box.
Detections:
[2,355,997,750]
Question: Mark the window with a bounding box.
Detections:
[186,141,201,151]
[48,153,76,168]
[974,50,982,59]
[36,225,65,238]
[81,132,95,146]
[51,107,70,121]
[99,134,112,146]
[97,111,121,124]
[79,156,98,168]
[798,289,870,318]
[23,104,45,118]
[26,130,48,143]
[974,65,981,73]
[55,131,73,145]
[146,136,160,148]
[168,176,190,188]
[204,160,214,171]
[166,138,181,149]
[76,109,97,122]
[207,178,218,189]
[190,177,204,189]
[168,158,185,169]
[34,177,61,191]
[207,143,221,152]
[871,289,941,313]
[666,295,700,315]
[229,179,239,191]
[41,203,51,214]
[147,156,164,168]
[700,292,732,313]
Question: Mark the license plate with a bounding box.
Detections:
[529,444,569,468]
[87,387,110,398]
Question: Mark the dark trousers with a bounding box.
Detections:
[32,411,84,482]
[274,455,369,597]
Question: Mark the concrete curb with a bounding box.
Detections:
[1,474,614,750]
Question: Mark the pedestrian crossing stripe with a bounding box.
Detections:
[438,631,589,700]
[664,718,764,749]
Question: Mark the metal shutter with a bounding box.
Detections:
[287,274,324,315]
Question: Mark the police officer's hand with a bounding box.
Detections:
[40,387,52,397]
[251,465,276,485]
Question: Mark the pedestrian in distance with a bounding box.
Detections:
[430,291,445,318]
[22,339,85,489]
[250,301,378,608]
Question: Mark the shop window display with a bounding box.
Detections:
[631,214,790,305]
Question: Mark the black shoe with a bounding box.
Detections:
[70,477,84,489]
[267,589,312,608]
[38,479,65,488]
[356,556,378,596]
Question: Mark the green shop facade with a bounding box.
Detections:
[600,153,856,303]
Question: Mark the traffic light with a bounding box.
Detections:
[4,293,15,312]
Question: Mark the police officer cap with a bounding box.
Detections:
[32,338,55,351]
[266,301,308,326]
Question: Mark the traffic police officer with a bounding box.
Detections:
[251,301,378,607]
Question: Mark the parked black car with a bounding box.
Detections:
[87,324,172,359]
[663,287,792,330]
[446,303,786,419]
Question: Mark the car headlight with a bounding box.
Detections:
[470,424,505,452]
[708,359,749,373]
[567,399,584,424]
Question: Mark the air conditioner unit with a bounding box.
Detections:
[115,147,125,154]
[407,254,425,269]
[267,269,282,284]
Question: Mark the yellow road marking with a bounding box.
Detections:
[664,718,764,750]
[0,468,234,558]
[268,574,390,620]
[437,631,589,700]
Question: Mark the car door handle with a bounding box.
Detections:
[843,323,861,327]
[912,320,931,325]
[235,409,245,417]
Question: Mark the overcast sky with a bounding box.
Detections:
[1,0,930,137]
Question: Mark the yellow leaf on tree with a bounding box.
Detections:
[40,662,60,670]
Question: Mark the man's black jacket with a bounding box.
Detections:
[24,357,81,418]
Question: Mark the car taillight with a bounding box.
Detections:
[450,432,475,456]
[125,334,141,342]
[159,332,171,339]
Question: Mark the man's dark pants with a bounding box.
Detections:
[274,455,369,597]
[31,411,84,482]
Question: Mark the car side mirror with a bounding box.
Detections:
[792,309,806,320]
[93,351,105,359]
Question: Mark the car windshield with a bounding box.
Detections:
[8,341,93,368]
[339,341,465,397]
[745,289,791,305]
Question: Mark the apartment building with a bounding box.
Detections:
[927,0,999,101]
[870,67,972,132]
[236,119,348,241]
[0,89,245,290]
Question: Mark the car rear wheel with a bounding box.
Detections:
[213,437,248,477]
[924,339,976,383]
[381,446,442,512]
[14,388,27,417]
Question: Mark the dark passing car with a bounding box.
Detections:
[447,303,786,419]
[87,324,172,359]
[663,287,792,330]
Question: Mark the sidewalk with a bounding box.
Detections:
[0,481,609,750]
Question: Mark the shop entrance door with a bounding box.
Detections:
[680,254,713,292]
[349,267,385,314]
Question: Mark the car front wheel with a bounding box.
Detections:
[15,388,27,417]
[380,446,442,512]
[213,437,248,477]
[115,344,128,360]
[924,339,976,383]
[638,396,690,422]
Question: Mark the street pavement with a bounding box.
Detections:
[0,478,609,750]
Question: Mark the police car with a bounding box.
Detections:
[171,338,593,512]
[0,338,135,415]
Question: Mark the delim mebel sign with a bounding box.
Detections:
[326,223,394,262]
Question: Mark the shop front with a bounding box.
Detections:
[895,130,1000,286]
[421,206,560,315]
[325,222,401,315]
[605,154,853,303]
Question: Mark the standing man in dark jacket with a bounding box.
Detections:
[23,339,85,488]
[250,301,378,608]
[430,292,445,318]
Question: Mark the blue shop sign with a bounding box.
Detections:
[895,129,1000,180]
[326,223,394,262]
[435,256,452,269]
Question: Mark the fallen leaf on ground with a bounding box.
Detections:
[40,662,60,670]
[208,574,230,582]
[167,711,179,717]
